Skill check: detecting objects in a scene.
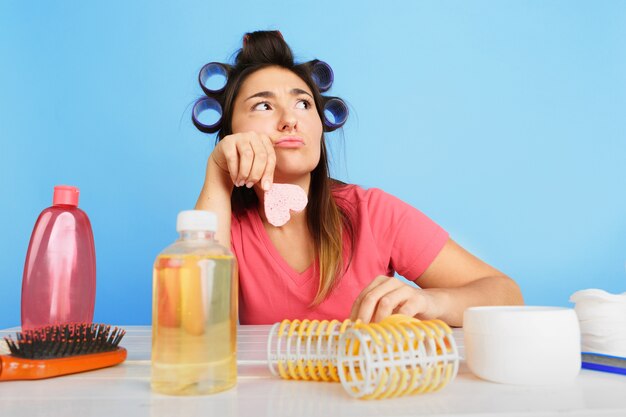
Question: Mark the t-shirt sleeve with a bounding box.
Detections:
[365,188,449,281]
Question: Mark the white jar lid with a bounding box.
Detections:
[463,306,578,336]
[176,210,217,232]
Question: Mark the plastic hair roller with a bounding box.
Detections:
[323,97,348,131]
[267,315,459,400]
[338,316,459,399]
[198,62,230,96]
[309,60,334,93]
[267,319,353,382]
[192,96,222,133]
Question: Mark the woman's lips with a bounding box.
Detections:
[274,137,305,148]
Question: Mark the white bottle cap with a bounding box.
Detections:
[176,210,217,232]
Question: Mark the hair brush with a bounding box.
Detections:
[1,323,126,381]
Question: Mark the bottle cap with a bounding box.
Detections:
[176,210,217,232]
[53,185,80,206]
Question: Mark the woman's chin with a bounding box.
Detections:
[274,161,317,179]
[272,170,313,185]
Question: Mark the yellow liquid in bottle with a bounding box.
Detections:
[151,253,236,395]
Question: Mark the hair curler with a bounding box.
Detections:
[337,317,459,399]
[308,60,334,93]
[322,97,349,131]
[267,319,352,382]
[192,96,223,133]
[266,315,459,400]
[198,62,230,96]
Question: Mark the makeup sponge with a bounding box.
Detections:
[264,183,308,227]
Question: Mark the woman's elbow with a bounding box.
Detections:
[499,275,525,305]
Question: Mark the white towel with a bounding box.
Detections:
[570,289,626,357]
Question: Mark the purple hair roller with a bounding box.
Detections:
[323,97,348,131]
[310,60,334,93]
[192,96,222,133]
[198,62,229,96]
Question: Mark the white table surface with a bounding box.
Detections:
[1,325,626,417]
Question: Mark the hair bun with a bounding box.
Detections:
[237,30,293,67]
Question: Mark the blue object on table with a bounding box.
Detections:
[582,352,626,375]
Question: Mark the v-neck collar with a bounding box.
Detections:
[249,208,316,287]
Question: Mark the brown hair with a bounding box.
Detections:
[215,31,356,305]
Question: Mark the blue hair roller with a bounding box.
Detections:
[310,60,334,93]
[198,62,229,96]
[323,97,348,131]
[192,96,222,133]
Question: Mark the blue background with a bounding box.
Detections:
[1,1,625,328]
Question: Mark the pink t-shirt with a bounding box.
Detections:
[230,184,449,324]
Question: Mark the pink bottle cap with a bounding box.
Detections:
[53,185,80,206]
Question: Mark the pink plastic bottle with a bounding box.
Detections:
[21,185,96,330]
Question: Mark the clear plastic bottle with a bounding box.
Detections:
[21,185,96,331]
[151,210,237,395]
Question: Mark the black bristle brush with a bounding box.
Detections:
[1,323,127,381]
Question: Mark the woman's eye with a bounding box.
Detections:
[252,102,271,111]
[296,99,311,109]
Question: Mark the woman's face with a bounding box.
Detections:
[231,66,323,182]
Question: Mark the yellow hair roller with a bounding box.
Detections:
[266,315,459,399]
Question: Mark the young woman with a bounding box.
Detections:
[194,30,524,325]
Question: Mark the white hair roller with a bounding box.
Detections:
[266,315,459,399]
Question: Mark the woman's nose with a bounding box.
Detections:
[278,110,297,131]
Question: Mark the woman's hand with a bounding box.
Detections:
[210,131,276,191]
[196,131,276,248]
[350,276,446,323]
[350,240,524,326]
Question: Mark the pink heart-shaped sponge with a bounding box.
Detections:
[264,183,308,227]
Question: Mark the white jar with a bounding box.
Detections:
[463,306,581,385]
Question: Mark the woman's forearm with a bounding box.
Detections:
[195,158,234,248]
[425,276,524,327]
